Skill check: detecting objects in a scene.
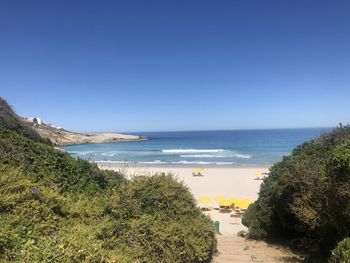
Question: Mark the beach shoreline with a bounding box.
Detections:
[95,161,271,168]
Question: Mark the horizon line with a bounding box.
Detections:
[85,126,336,135]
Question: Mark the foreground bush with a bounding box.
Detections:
[242,126,350,258]
[0,97,216,261]
[103,175,216,262]
[0,129,216,262]
[330,237,350,263]
[0,129,125,195]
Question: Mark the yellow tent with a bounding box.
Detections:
[199,197,212,204]
[192,168,205,174]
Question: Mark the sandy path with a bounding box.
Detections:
[213,235,301,263]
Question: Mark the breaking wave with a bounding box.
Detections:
[180,153,251,159]
[162,149,225,153]
[101,151,120,156]
[139,160,169,164]
[68,151,95,155]
[171,161,234,165]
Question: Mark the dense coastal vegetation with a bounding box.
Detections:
[0,98,216,262]
[243,125,350,262]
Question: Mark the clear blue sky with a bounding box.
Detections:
[1,1,349,132]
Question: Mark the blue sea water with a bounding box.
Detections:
[63,128,331,167]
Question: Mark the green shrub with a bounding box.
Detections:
[242,126,350,258]
[0,129,126,195]
[330,238,350,263]
[0,166,67,261]
[0,129,216,262]
[102,174,216,262]
[0,97,216,262]
[108,174,198,218]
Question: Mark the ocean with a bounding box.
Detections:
[63,128,331,167]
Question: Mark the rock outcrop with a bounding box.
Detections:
[23,117,147,146]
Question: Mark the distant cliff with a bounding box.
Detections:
[0,97,146,146]
[23,117,147,146]
[0,98,47,143]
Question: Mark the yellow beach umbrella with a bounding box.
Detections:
[218,199,232,207]
[199,197,212,204]
[215,196,226,202]
[239,199,253,209]
[229,198,240,205]
[255,171,262,178]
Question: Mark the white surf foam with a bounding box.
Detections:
[139,160,168,164]
[180,154,220,158]
[171,161,212,164]
[171,161,234,165]
[179,153,251,159]
[162,149,225,153]
[95,160,235,166]
[101,151,120,156]
[233,153,251,159]
[94,160,131,164]
[216,162,235,165]
[68,151,95,155]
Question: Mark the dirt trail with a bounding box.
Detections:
[213,235,302,263]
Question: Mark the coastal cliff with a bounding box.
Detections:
[23,117,147,146]
[0,97,146,146]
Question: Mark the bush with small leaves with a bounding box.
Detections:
[243,125,350,260]
[330,237,350,263]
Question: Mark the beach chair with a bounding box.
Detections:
[230,212,242,225]
[192,168,204,176]
[199,197,212,211]
[218,199,232,213]
[219,205,231,213]
[230,213,241,218]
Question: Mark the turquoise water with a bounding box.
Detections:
[63,128,331,166]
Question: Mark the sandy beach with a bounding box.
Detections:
[99,165,269,236]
